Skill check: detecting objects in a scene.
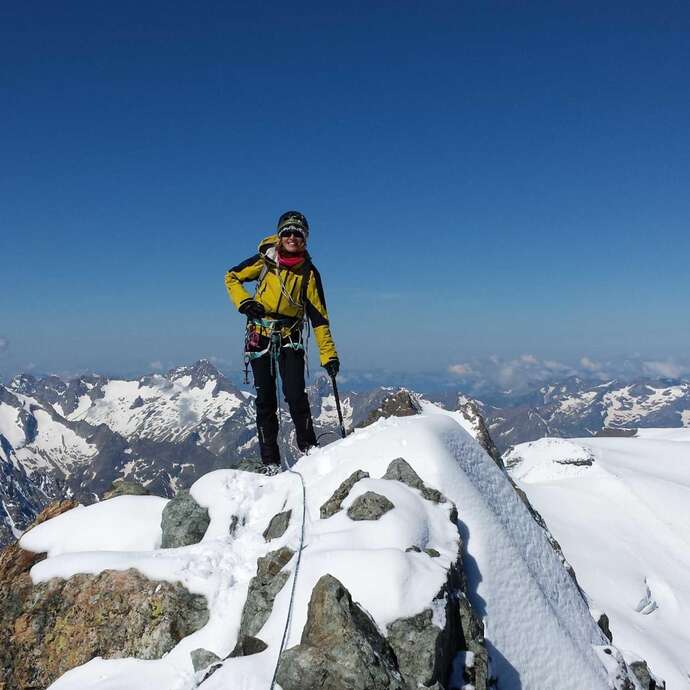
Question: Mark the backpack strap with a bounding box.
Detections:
[254,262,269,297]
[300,258,314,307]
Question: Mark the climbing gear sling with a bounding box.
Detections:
[242,257,314,385]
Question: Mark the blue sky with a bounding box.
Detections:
[2,2,689,381]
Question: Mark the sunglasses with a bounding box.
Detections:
[279,227,305,240]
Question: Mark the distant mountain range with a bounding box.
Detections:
[1,360,688,546]
[483,375,690,452]
[0,361,429,545]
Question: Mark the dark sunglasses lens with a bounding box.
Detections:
[281,228,304,239]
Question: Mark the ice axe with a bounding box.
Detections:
[330,373,347,439]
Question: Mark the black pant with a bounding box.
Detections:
[250,343,317,465]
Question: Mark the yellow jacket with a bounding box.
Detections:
[225,235,338,366]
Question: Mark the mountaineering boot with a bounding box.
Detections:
[257,463,281,477]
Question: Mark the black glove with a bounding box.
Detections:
[325,358,340,378]
[239,300,266,320]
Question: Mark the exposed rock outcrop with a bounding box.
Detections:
[359,389,420,428]
[238,546,294,639]
[347,491,394,521]
[276,574,406,690]
[190,647,221,673]
[457,399,504,469]
[597,612,613,642]
[320,469,370,518]
[383,457,445,503]
[0,500,209,690]
[160,490,209,548]
[263,509,292,541]
[630,659,666,689]
[102,479,150,500]
[229,635,268,658]
[389,540,488,690]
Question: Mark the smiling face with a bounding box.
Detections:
[279,229,306,254]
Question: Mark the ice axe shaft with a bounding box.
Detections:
[330,374,347,439]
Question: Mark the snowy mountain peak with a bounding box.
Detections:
[166,359,223,388]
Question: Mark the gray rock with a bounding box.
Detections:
[160,491,210,548]
[456,400,504,469]
[256,545,294,577]
[630,660,665,689]
[238,547,294,639]
[389,540,489,690]
[404,545,440,558]
[320,470,370,519]
[458,592,489,690]
[358,390,420,428]
[229,635,268,658]
[276,574,405,690]
[263,509,292,542]
[597,612,613,642]
[383,457,446,503]
[347,491,394,521]
[387,609,448,688]
[190,647,221,672]
[102,480,150,500]
[0,550,209,690]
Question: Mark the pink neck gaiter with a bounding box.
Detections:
[277,251,305,268]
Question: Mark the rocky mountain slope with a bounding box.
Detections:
[485,376,690,452]
[0,361,428,546]
[2,408,657,690]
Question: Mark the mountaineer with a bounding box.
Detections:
[225,211,339,471]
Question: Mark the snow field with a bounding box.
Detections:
[0,401,24,450]
[20,409,627,690]
[507,430,690,689]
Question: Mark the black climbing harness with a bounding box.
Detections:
[242,256,314,386]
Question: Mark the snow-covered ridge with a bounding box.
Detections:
[19,408,644,690]
[506,429,690,689]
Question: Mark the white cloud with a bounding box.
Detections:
[580,357,601,371]
[642,360,687,379]
[543,360,569,371]
[149,360,163,371]
[0,336,8,355]
[520,354,538,365]
[497,365,516,386]
[448,363,474,376]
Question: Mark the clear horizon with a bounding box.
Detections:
[2,3,689,378]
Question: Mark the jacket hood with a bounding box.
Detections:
[258,234,311,266]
